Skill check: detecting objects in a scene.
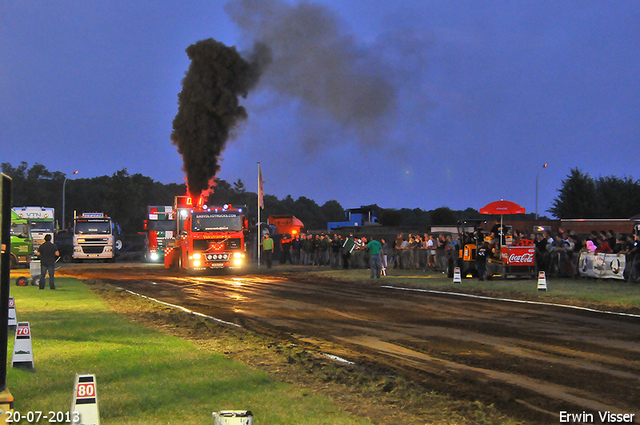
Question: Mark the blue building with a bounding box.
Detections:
[327,207,380,231]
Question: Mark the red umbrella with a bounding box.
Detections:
[479,200,525,215]
[480,200,525,247]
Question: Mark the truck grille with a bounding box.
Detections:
[82,246,105,254]
[193,239,241,251]
[193,239,212,251]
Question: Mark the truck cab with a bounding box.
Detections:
[13,206,55,253]
[10,210,33,268]
[165,196,247,272]
[73,212,115,261]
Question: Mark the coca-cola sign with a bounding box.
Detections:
[501,247,536,265]
[508,252,535,265]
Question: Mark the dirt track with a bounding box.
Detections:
[61,264,640,424]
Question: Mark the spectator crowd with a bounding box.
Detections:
[533,228,639,280]
[259,226,640,282]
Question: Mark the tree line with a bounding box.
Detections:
[3,162,637,234]
[548,168,640,219]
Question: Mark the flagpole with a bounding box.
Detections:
[257,162,261,269]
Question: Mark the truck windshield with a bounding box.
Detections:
[192,213,242,232]
[30,221,55,233]
[75,220,112,234]
[10,223,29,238]
[148,220,176,232]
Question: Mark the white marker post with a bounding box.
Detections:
[213,411,253,425]
[7,297,17,329]
[12,322,34,369]
[537,271,547,291]
[453,267,462,283]
[71,374,100,425]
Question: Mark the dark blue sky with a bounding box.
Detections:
[2,1,639,216]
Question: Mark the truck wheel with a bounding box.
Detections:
[115,239,123,251]
[15,277,28,286]
[61,254,72,263]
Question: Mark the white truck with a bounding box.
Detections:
[73,212,116,262]
[12,206,55,253]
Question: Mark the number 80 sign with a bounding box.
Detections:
[76,382,96,399]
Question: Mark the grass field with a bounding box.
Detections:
[5,274,373,425]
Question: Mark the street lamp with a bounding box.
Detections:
[62,170,79,230]
[535,163,547,219]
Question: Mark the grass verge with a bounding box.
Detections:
[6,275,373,424]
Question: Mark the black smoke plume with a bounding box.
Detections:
[171,38,270,197]
[225,0,399,149]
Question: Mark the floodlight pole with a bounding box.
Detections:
[535,163,547,219]
[62,170,79,230]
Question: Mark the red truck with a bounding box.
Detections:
[164,196,248,272]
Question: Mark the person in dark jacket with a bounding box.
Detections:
[476,242,490,281]
[301,234,314,266]
[330,234,342,268]
[291,235,301,265]
[38,234,59,290]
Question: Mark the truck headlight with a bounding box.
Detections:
[193,260,201,267]
[233,258,242,266]
[192,253,201,260]
[233,252,244,259]
[150,253,159,261]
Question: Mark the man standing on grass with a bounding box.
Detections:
[38,234,59,290]
[367,237,383,279]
